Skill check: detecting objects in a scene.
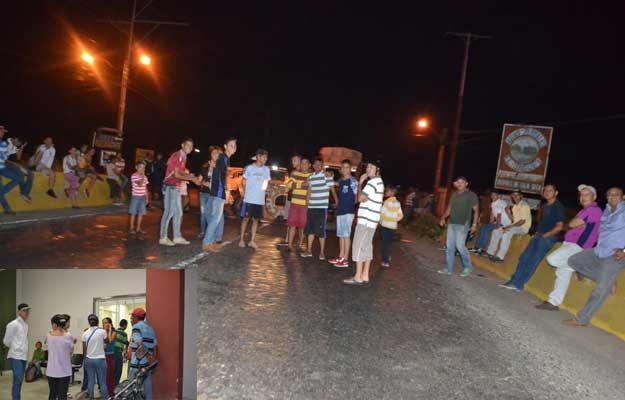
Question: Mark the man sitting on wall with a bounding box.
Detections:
[485,189,532,262]
[562,187,625,326]
[472,189,511,255]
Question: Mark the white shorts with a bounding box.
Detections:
[352,224,376,262]
[336,214,354,238]
[36,164,53,176]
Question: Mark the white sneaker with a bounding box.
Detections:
[239,240,246,248]
[248,241,258,249]
[172,237,190,245]
[159,237,175,246]
[436,269,452,275]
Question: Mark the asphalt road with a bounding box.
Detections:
[197,223,625,400]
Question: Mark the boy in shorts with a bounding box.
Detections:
[129,162,149,234]
[239,149,271,249]
[286,158,312,251]
[329,159,358,268]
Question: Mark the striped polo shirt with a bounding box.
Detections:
[289,171,312,206]
[114,328,129,353]
[131,172,149,196]
[380,196,404,230]
[357,176,384,228]
[307,171,334,209]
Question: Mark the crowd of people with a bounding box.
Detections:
[441,177,625,328]
[3,303,158,400]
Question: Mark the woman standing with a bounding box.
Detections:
[199,146,222,237]
[46,314,74,400]
[103,317,117,398]
[62,146,80,209]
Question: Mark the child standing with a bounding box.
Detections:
[329,159,358,268]
[380,186,403,267]
[129,162,149,234]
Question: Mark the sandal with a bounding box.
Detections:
[343,277,363,285]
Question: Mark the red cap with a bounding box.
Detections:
[131,308,146,318]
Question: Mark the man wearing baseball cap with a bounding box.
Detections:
[438,176,480,277]
[3,303,30,400]
[128,308,158,399]
[536,184,602,310]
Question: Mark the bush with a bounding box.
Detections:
[405,212,444,241]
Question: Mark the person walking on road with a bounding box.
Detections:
[159,137,201,246]
[3,303,30,400]
[239,149,271,249]
[329,159,358,268]
[82,314,109,400]
[202,137,237,252]
[438,176,479,277]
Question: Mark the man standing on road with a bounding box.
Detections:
[561,187,625,326]
[486,190,532,262]
[301,158,337,260]
[329,159,358,268]
[239,149,271,249]
[285,158,312,252]
[536,185,602,310]
[128,308,158,400]
[159,137,201,246]
[278,154,302,246]
[500,184,565,291]
[3,303,30,400]
[29,136,57,198]
[438,176,480,277]
[203,137,237,252]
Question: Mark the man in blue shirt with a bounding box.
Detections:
[500,184,565,291]
[128,308,158,399]
[239,149,271,249]
[563,187,625,326]
[329,159,358,268]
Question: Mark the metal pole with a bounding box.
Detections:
[116,0,137,136]
[434,143,445,189]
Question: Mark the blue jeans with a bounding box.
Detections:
[203,196,225,245]
[0,180,11,212]
[9,358,26,400]
[380,227,394,263]
[160,185,182,239]
[128,367,152,400]
[507,234,557,289]
[445,223,473,273]
[475,223,496,249]
[85,358,108,400]
[119,174,129,191]
[114,351,124,386]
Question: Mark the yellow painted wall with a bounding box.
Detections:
[0,171,113,211]
[472,234,625,341]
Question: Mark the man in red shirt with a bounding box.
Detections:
[159,137,201,246]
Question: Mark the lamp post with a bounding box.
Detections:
[414,118,447,190]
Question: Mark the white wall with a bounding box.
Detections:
[16,269,146,356]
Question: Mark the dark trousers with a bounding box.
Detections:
[48,376,70,400]
[380,227,394,263]
[475,223,496,249]
[507,235,557,289]
[114,351,124,386]
[107,178,121,199]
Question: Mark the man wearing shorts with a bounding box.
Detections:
[30,137,57,198]
[344,160,384,285]
[278,154,302,246]
[239,149,271,249]
[329,159,358,268]
[301,158,337,260]
[286,158,312,251]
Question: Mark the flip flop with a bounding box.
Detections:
[343,278,363,285]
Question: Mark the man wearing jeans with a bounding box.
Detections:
[562,187,625,326]
[82,314,109,400]
[472,190,511,254]
[486,190,532,261]
[128,308,158,399]
[535,184,602,310]
[3,303,30,400]
[500,184,565,291]
[159,137,201,246]
[438,176,479,277]
[203,137,237,252]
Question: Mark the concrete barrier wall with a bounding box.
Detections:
[471,234,625,341]
[1,171,113,212]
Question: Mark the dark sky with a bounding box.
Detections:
[2,1,624,204]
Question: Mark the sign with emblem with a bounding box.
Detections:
[495,124,553,194]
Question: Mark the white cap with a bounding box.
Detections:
[578,184,597,198]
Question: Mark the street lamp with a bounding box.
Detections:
[139,54,151,66]
[81,51,95,65]
[414,117,447,190]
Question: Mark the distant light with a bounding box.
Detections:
[194,148,200,153]
[81,51,94,65]
[417,118,428,129]
[139,54,151,65]
[271,164,278,171]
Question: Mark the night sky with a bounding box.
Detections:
[2,1,624,205]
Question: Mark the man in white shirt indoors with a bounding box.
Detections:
[3,303,31,400]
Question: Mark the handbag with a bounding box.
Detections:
[25,365,37,383]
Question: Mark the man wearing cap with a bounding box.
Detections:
[82,314,109,400]
[561,187,625,326]
[472,189,511,255]
[203,137,238,252]
[438,176,480,277]
[535,185,602,310]
[238,149,271,249]
[500,184,565,291]
[3,303,30,400]
[486,190,532,261]
[128,308,158,399]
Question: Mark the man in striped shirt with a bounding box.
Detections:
[301,158,337,259]
[113,319,129,386]
[286,158,312,251]
[344,161,384,285]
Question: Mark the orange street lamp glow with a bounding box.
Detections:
[417,118,429,129]
[81,51,95,65]
[139,54,151,65]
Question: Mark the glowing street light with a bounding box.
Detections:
[417,118,429,129]
[81,51,95,65]
[139,54,151,66]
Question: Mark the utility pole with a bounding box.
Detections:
[444,32,492,192]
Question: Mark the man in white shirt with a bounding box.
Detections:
[82,314,110,400]
[239,149,271,249]
[3,303,30,400]
[486,190,532,262]
[472,190,511,255]
[29,137,57,198]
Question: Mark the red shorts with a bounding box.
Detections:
[287,204,307,228]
